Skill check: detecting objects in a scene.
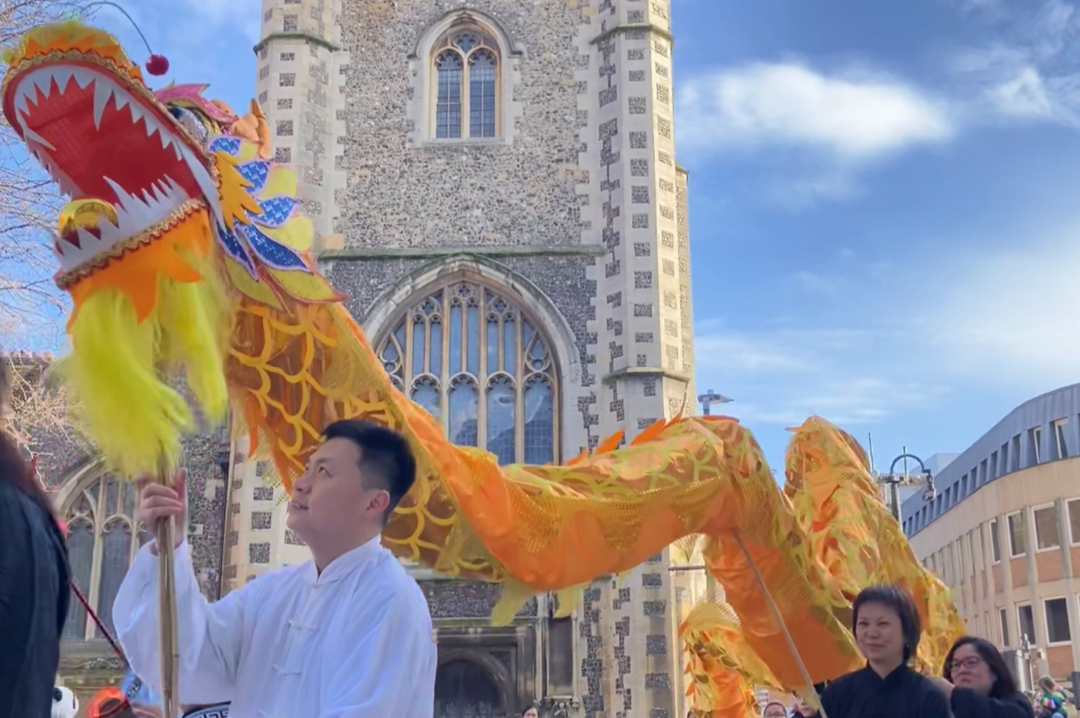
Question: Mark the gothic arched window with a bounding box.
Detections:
[431,27,500,140]
[376,279,558,465]
[60,470,152,641]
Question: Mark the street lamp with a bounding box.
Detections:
[876,449,935,524]
[698,390,732,416]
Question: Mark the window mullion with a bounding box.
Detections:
[440,292,450,433]
[515,315,524,463]
[85,483,105,639]
[461,58,470,139]
[551,368,560,463]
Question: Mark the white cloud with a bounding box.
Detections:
[924,226,1080,389]
[678,62,954,160]
[949,0,1080,128]
[676,62,953,207]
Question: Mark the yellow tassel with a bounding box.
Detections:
[60,247,230,479]
[62,288,190,478]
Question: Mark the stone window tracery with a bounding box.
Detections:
[431,27,500,140]
[61,470,152,641]
[376,279,558,465]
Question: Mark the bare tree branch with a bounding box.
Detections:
[2,353,88,489]
[0,0,96,342]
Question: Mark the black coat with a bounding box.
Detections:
[951,688,1035,718]
[0,480,70,718]
[820,664,951,718]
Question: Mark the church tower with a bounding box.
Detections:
[239,1,697,716]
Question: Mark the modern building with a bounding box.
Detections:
[902,385,1080,681]
[48,1,697,716]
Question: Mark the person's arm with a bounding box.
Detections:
[112,541,259,706]
[318,588,437,717]
[922,679,952,718]
[0,488,33,718]
[950,690,1035,718]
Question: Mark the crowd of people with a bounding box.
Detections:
[1,350,1077,718]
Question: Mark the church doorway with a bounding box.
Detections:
[435,658,507,718]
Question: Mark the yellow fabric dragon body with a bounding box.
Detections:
[2,22,964,717]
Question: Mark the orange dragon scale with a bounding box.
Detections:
[2,21,964,717]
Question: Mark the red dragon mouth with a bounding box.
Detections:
[3,62,220,277]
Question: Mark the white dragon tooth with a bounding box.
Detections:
[102,176,145,231]
[155,180,173,204]
[102,176,130,203]
[181,145,222,221]
[71,67,96,90]
[31,72,53,101]
[14,89,29,116]
[112,88,131,112]
[158,125,173,151]
[162,175,185,200]
[75,227,100,251]
[51,68,74,95]
[172,142,183,161]
[92,79,113,130]
[21,125,55,151]
[128,100,146,128]
[96,214,123,246]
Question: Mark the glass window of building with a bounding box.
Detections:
[1017,603,1036,645]
[1033,505,1060,550]
[1044,598,1071,644]
[1007,511,1026,557]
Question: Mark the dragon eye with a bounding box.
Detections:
[168,105,208,143]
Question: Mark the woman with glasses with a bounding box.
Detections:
[929,636,1033,718]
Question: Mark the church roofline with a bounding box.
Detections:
[320,245,605,261]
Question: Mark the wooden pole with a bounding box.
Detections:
[733,532,830,718]
[156,472,180,718]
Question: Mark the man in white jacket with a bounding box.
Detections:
[114,420,437,718]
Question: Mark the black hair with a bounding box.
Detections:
[322,420,417,520]
[520,701,541,716]
[851,584,922,662]
[943,635,1018,699]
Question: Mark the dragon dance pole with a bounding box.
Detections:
[734,532,830,718]
[157,506,180,718]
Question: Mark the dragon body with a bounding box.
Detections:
[3,22,963,717]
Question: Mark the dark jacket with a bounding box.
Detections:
[820,664,951,718]
[0,480,70,718]
[951,688,1035,718]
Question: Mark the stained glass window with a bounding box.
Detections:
[376,279,558,465]
[60,470,150,641]
[431,28,500,140]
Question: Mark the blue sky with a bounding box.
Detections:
[9,0,1080,473]
[674,0,1080,470]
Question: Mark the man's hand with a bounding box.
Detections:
[135,470,187,553]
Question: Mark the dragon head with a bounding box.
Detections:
[0,21,339,478]
[1,20,335,316]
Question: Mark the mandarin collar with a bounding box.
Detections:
[863,662,912,689]
[301,534,382,587]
